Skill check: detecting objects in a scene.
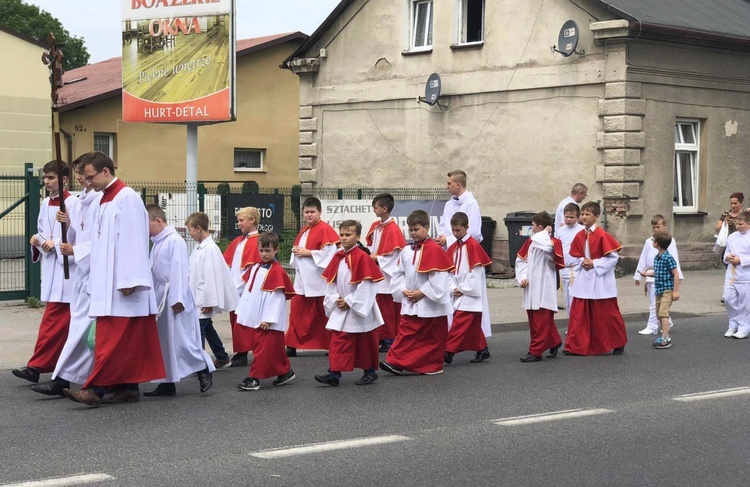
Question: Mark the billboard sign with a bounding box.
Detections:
[224,194,285,239]
[121,0,236,123]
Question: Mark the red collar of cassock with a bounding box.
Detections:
[293,220,340,250]
[100,179,127,204]
[410,238,454,273]
[224,233,260,271]
[246,261,295,298]
[365,219,406,256]
[447,236,492,273]
[569,226,621,259]
[322,245,384,284]
[48,190,72,207]
[516,236,566,269]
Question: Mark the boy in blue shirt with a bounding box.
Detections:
[645,231,680,349]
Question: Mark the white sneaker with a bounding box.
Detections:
[732,331,749,339]
[638,327,657,335]
[725,329,738,338]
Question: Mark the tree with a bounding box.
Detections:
[0,0,90,70]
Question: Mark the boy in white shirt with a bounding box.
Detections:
[555,203,585,311]
[723,210,750,339]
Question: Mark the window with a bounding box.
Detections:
[673,120,700,212]
[234,148,264,172]
[93,133,115,158]
[411,0,433,49]
[458,0,484,44]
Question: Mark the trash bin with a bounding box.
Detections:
[480,216,496,259]
[503,211,537,268]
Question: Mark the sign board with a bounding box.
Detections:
[158,192,221,236]
[320,199,448,242]
[224,194,284,239]
[121,0,236,123]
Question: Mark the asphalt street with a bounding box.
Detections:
[1,312,748,486]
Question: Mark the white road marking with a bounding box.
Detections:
[250,435,411,459]
[673,387,750,402]
[492,408,614,426]
[0,474,115,487]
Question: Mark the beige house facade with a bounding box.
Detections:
[285,0,750,271]
[58,33,306,187]
[0,25,52,174]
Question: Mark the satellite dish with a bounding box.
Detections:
[424,73,441,106]
[553,20,582,57]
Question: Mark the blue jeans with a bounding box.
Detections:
[200,318,228,361]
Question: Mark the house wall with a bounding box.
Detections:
[60,42,302,187]
[0,30,52,173]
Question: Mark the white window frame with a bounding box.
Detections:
[410,0,433,50]
[233,148,265,172]
[93,132,115,158]
[673,119,700,213]
[457,0,484,45]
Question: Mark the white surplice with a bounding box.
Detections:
[32,192,79,303]
[392,245,453,320]
[290,229,337,297]
[87,179,157,318]
[569,224,619,300]
[234,263,288,332]
[150,225,214,383]
[515,231,558,312]
[724,230,750,335]
[450,235,491,337]
[438,191,483,247]
[53,188,101,384]
[324,256,384,333]
[634,236,684,332]
[189,235,238,320]
[555,222,584,310]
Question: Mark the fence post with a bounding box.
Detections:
[197,182,206,213]
[140,187,147,204]
[357,188,362,199]
[25,163,41,299]
[337,188,343,199]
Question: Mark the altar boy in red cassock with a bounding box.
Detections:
[564,201,628,356]
[222,207,261,367]
[444,212,493,365]
[286,197,340,356]
[63,151,165,407]
[315,220,384,387]
[515,211,565,362]
[365,193,406,352]
[380,210,455,376]
[13,161,79,385]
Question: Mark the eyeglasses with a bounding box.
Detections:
[84,170,102,183]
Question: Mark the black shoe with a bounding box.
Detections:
[444,352,454,365]
[30,378,69,397]
[379,361,403,376]
[355,372,378,386]
[273,369,296,386]
[314,373,340,387]
[143,383,176,397]
[197,370,213,393]
[238,377,260,391]
[213,357,231,368]
[378,341,392,353]
[230,353,248,367]
[12,367,40,384]
[285,347,297,357]
[562,349,581,356]
[613,346,625,356]
[547,345,560,358]
[520,353,542,363]
[470,348,491,363]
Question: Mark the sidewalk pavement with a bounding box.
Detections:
[0,269,727,370]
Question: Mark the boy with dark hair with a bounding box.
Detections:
[516,211,565,362]
[316,220,384,386]
[723,210,750,339]
[186,212,238,368]
[287,197,340,356]
[381,210,455,375]
[649,230,680,349]
[366,193,406,352]
[437,170,483,248]
[444,211,493,365]
[556,202,584,311]
[564,202,628,356]
[634,215,683,335]
[13,161,79,385]
[235,232,296,391]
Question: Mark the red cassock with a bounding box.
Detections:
[286,221,340,350]
[565,227,627,355]
[386,239,454,374]
[27,302,70,372]
[366,220,406,341]
[224,234,261,353]
[249,261,295,379]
